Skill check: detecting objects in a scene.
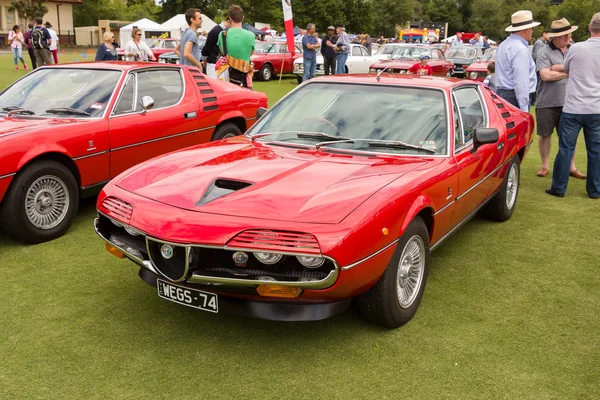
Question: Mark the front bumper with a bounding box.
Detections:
[139,268,352,321]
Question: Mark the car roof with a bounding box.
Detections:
[38,62,183,72]
[309,74,476,90]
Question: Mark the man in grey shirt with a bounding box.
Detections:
[534,18,583,179]
[547,13,600,199]
[532,30,549,62]
[177,8,203,69]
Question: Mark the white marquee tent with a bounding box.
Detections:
[119,18,164,47]
[160,14,218,39]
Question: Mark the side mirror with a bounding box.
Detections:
[256,107,267,119]
[140,96,154,113]
[471,128,498,153]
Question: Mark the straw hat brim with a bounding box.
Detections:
[547,25,578,38]
[505,21,540,32]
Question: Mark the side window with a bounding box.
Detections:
[453,87,485,146]
[136,69,183,111]
[113,74,136,115]
[164,41,177,49]
[296,43,302,53]
[453,101,463,149]
[352,46,361,56]
[430,50,439,60]
[438,50,446,60]
[360,47,369,57]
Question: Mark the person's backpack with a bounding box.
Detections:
[31,27,47,50]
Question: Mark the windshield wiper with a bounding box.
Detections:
[296,132,352,141]
[368,140,436,154]
[45,107,91,116]
[2,106,35,115]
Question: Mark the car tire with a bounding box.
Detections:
[0,160,79,244]
[296,76,302,84]
[446,70,453,78]
[259,64,273,81]
[482,156,520,222]
[211,122,242,141]
[357,216,430,328]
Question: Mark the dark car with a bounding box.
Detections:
[445,45,485,78]
[158,36,207,64]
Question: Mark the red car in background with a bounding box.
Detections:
[467,48,497,82]
[95,75,534,328]
[252,41,302,81]
[0,62,267,243]
[117,38,180,61]
[370,45,454,77]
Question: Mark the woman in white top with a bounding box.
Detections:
[8,25,27,70]
[45,21,59,64]
[124,28,155,62]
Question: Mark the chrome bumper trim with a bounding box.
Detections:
[95,214,339,290]
[0,172,16,180]
[341,239,399,271]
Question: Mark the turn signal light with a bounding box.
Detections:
[256,285,301,298]
[106,243,125,259]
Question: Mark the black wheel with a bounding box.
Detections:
[345,66,349,74]
[482,156,520,222]
[296,75,302,84]
[211,122,242,141]
[357,216,430,328]
[259,64,273,81]
[446,70,453,78]
[0,160,79,244]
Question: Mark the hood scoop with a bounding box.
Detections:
[196,178,253,206]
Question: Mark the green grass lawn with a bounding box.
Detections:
[1,54,599,399]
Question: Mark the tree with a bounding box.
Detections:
[553,0,600,42]
[373,0,416,36]
[8,0,47,23]
[420,0,464,36]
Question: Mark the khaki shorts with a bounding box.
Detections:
[536,107,563,137]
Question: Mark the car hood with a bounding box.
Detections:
[466,61,490,71]
[447,57,474,65]
[116,138,425,224]
[371,59,415,69]
[0,116,87,139]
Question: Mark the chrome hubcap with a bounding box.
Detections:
[263,68,271,80]
[396,235,425,308]
[506,164,518,209]
[223,132,238,139]
[25,175,69,230]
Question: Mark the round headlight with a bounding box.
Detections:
[469,71,479,80]
[158,59,166,64]
[370,68,376,73]
[111,219,123,228]
[399,70,406,74]
[297,255,325,269]
[124,226,140,236]
[254,252,283,265]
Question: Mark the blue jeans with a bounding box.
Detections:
[336,53,348,74]
[551,112,600,197]
[11,47,25,66]
[303,58,316,82]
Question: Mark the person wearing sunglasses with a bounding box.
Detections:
[124,28,155,62]
[96,31,118,61]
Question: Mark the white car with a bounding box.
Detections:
[293,44,376,82]
[372,43,417,61]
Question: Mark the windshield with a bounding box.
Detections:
[249,83,448,155]
[255,42,282,53]
[0,68,121,118]
[481,48,496,61]
[391,47,429,60]
[380,45,398,55]
[446,47,476,59]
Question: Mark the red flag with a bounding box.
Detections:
[282,0,295,55]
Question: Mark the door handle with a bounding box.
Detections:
[184,112,197,119]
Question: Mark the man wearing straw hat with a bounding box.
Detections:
[547,13,600,199]
[535,18,585,179]
[495,10,540,112]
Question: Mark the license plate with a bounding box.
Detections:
[157,279,218,313]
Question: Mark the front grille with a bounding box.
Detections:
[147,239,189,282]
[228,230,321,254]
[99,197,133,221]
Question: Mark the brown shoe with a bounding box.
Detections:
[570,170,586,179]
[536,167,549,177]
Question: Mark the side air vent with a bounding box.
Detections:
[196,179,253,206]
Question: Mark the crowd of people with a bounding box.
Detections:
[495,10,600,199]
[8,18,59,70]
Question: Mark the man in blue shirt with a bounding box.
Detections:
[177,8,204,69]
[495,10,540,112]
[302,23,320,82]
[335,25,350,74]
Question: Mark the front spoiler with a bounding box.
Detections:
[139,268,352,321]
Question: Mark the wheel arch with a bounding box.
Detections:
[16,152,81,188]
[397,195,435,243]
[214,117,247,138]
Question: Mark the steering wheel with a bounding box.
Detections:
[28,94,59,109]
[302,116,344,137]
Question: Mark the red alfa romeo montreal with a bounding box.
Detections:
[95,75,534,328]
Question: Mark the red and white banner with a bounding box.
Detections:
[282,0,295,55]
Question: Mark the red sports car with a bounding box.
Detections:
[252,41,302,81]
[0,62,267,243]
[95,75,534,328]
[467,48,497,82]
[370,45,454,77]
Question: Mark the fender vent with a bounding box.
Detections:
[99,196,133,222]
[196,179,253,206]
